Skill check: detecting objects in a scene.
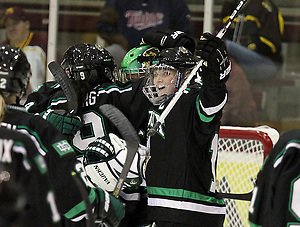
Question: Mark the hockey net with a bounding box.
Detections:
[217,125,280,227]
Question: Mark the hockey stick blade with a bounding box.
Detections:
[99,104,140,198]
[217,191,252,201]
[48,61,78,114]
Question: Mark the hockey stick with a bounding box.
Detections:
[72,173,96,227]
[48,61,95,226]
[217,191,252,201]
[147,0,247,137]
[99,104,140,198]
[48,61,79,115]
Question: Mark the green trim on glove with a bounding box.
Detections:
[46,110,83,136]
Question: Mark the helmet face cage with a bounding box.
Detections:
[0,45,31,99]
[61,43,116,84]
[142,46,197,105]
[119,45,159,82]
[142,64,183,106]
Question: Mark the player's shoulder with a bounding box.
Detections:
[94,81,133,93]
[32,81,60,93]
[272,129,300,153]
[0,126,26,140]
[0,127,40,156]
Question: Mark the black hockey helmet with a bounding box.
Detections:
[61,43,116,84]
[151,46,198,72]
[142,46,198,105]
[0,45,31,98]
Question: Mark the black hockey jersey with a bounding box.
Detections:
[0,127,62,226]
[1,106,100,223]
[25,80,151,154]
[26,76,228,226]
[145,85,227,227]
[248,129,300,226]
[25,80,151,226]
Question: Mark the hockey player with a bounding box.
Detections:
[0,118,61,226]
[248,129,300,226]
[140,33,230,226]
[25,43,150,227]
[119,44,159,82]
[83,33,231,227]
[0,45,125,226]
[0,93,63,226]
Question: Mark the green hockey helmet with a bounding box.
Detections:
[119,45,159,82]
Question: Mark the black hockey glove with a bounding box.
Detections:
[44,110,83,136]
[195,33,231,87]
[96,188,125,227]
[142,29,195,53]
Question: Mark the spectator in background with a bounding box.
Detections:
[221,57,257,126]
[97,6,129,69]
[221,0,284,80]
[100,0,193,49]
[1,6,47,91]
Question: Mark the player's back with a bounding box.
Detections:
[0,127,62,226]
[249,129,300,226]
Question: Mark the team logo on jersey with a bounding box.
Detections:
[148,110,165,139]
[52,140,74,156]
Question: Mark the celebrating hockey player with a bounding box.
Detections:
[0,45,125,226]
[139,33,230,226]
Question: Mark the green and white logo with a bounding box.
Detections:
[52,140,74,156]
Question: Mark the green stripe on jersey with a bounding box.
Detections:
[64,189,96,219]
[196,95,215,123]
[147,186,224,205]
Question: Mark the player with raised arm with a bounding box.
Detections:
[140,34,230,226]
[0,45,125,226]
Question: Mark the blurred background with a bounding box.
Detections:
[0,0,299,133]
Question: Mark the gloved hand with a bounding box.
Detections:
[45,110,83,136]
[96,188,125,227]
[195,33,231,87]
[142,29,195,53]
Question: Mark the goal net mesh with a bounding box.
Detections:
[217,126,279,227]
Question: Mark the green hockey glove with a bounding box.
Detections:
[45,110,83,136]
[96,188,125,227]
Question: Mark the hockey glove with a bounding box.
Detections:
[195,33,231,87]
[96,188,125,227]
[45,110,83,136]
[142,29,195,53]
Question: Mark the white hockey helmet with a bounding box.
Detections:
[83,133,148,192]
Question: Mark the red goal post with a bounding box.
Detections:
[217,125,280,227]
